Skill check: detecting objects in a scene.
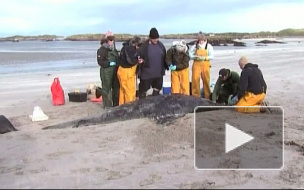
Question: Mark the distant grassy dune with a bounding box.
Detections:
[0,35,63,42]
[64,33,146,42]
[1,28,303,43]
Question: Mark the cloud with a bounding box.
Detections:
[0,0,303,36]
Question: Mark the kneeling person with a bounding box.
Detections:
[165,40,190,95]
[236,56,267,113]
[212,68,239,104]
[117,36,141,105]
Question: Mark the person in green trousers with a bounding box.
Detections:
[212,68,240,105]
[97,31,119,109]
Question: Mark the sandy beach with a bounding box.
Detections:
[1,39,304,188]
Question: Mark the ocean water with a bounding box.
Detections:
[0,38,303,74]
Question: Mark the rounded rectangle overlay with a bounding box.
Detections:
[194,106,284,171]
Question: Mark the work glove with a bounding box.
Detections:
[109,62,116,66]
[199,56,205,61]
[192,56,200,61]
[169,64,177,71]
[228,95,238,106]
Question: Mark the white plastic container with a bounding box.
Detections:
[29,106,49,122]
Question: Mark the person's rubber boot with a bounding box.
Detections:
[152,89,160,96]
[103,93,113,109]
[103,99,111,109]
[260,101,271,113]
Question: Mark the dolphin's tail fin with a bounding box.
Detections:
[42,115,103,130]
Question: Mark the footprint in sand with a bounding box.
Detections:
[1,165,24,174]
[70,167,108,174]
[20,133,36,141]
[52,135,68,139]
[95,167,108,173]
[178,180,215,189]
[15,171,24,175]
[280,163,304,185]
[107,170,132,180]
[139,174,162,187]
[70,168,91,174]
[46,151,73,160]
[29,167,48,174]
[89,149,105,154]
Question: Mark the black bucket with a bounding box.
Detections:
[68,92,87,102]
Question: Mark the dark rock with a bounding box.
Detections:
[256,40,285,44]
[256,44,268,46]
[233,42,246,47]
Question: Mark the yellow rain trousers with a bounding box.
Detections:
[191,48,211,98]
[171,68,189,95]
[117,65,137,105]
[235,92,266,113]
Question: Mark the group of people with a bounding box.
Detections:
[97,28,267,113]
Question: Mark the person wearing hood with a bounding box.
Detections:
[189,31,214,99]
[117,36,142,105]
[97,31,119,109]
[235,56,267,113]
[137,27,168,99]
[165,40,190,95]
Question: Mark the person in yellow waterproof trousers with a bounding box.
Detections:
[117,36,142,105]
[165,40,190,95]
[189,31,214,99]
[235,56,267,113]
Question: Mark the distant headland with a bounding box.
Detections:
[0,28,303,47]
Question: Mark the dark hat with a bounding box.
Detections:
[219,68,229,78]
[149,27,159,39]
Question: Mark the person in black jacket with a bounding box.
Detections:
[235,56,267,113]
[137,27,168,99]
[97,31,119,109]
[117,36,142,105]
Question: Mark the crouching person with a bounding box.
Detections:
[166,40,190,95]
[212,68,239,104]
[235,56,267,113]
[117,36,142,105]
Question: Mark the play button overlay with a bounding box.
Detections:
[194,106,284,170]
[225,123,254,153]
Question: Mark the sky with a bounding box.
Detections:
[0,0,303,37]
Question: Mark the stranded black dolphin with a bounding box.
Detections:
[43,94,221,130]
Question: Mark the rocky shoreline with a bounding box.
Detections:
[0,34,294,47]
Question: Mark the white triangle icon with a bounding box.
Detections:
[225,123,254,153]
